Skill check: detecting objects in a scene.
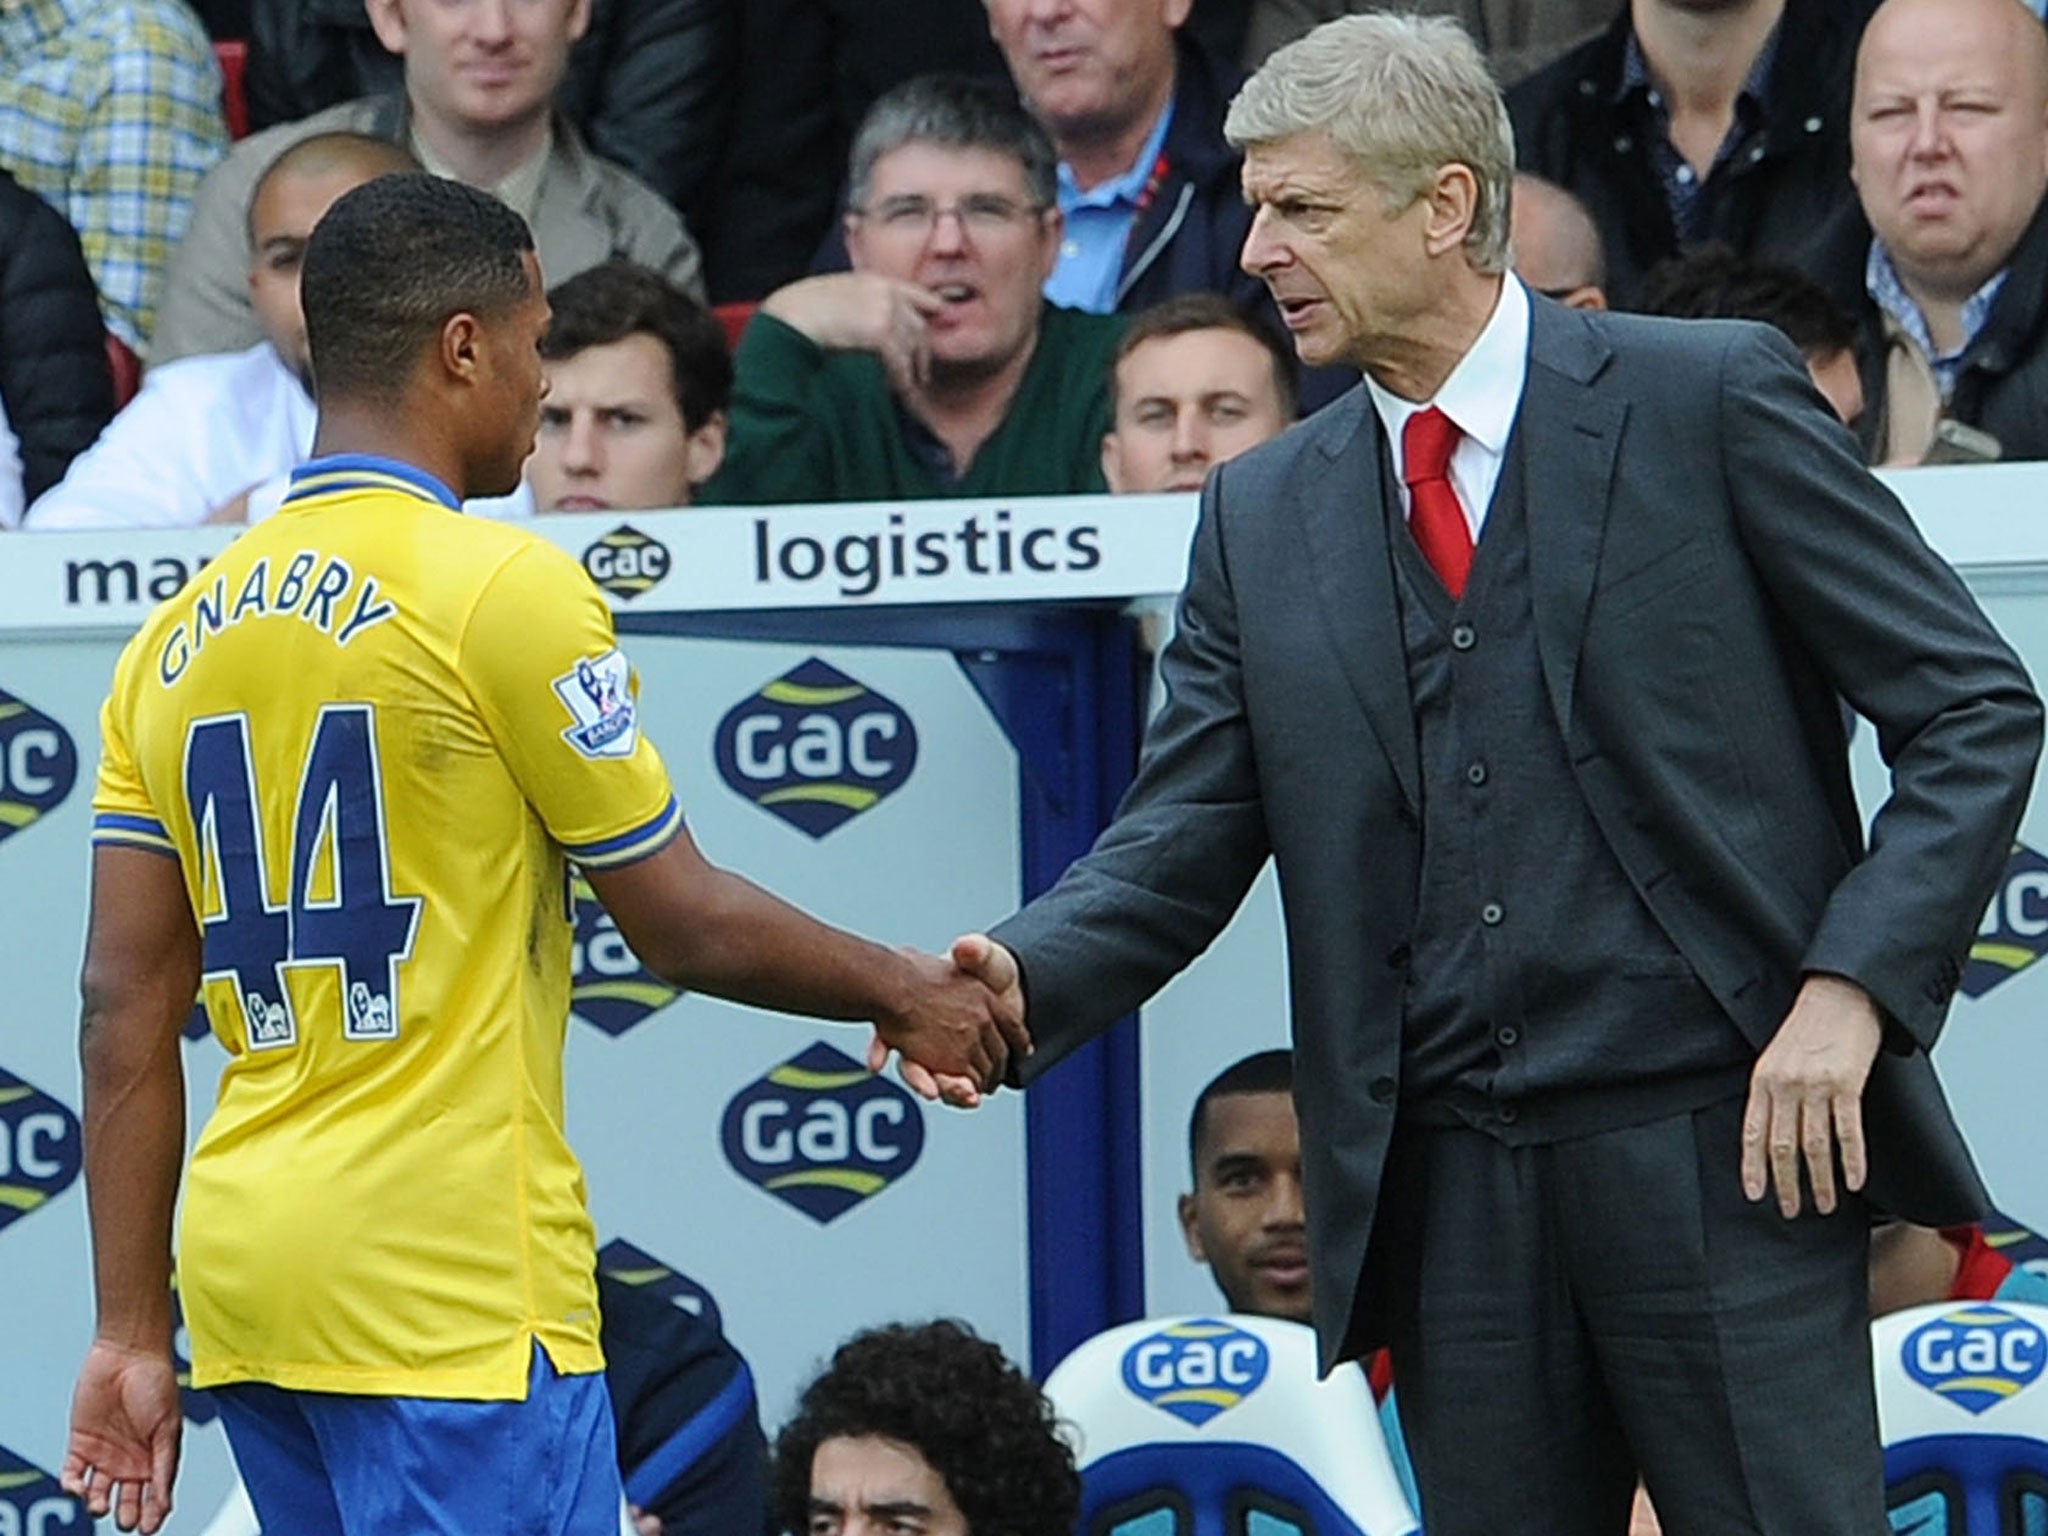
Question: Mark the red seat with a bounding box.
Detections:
[713,300,757,351]
[105,331,140,409]
[215,40,250,140]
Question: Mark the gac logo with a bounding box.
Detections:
[1964,843,2048,997]
[1904,1306,2046,1414]
[570,876,680,1036]
[720,1042,924,1223]
[0,1446,87,1532]
[0,689,77,850]
[581,526,672,601]
[1120,1320,1271,1427]
[714,659,917,839]
[0,1068,81,1236]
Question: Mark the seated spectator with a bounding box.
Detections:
[985,0,1261,323]
[243,0,732,237]
[0,0,229,352]
[529,261,730,513]
[0,164,115,520]
[771,1319,1077,1536]
[1870,1220,2048,1316]
[1511,171,1608,310]
[1848,0,2048,464]
[1242,0,1618,87]
[700,0,1009,302]
[1178,1049,1310,1324]
[1508,0,1875,309]
[150,0,701,365]
[704,75,1125,504]
[1636,243,1864,426]
[1102,293,1295,494]
[26,133,413,530]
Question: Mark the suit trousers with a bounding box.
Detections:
[1375,1095,1883,1536]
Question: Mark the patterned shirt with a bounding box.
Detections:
[0,0,228,350]
[1616,26,1779,245]
[1866,240,2007,403]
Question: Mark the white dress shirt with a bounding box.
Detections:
[1364,274,1532,540]
[25,342,314,530]
[0,392,22,529]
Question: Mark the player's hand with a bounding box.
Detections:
[873,935,1029,1106]
[60,1338,181,1533]
[758,272,942,395]
[630,1505,664,1536]
[866,937,1029,1102]
[1741,973,1883,1217]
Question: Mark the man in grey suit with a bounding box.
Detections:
[906,13,2043,1535]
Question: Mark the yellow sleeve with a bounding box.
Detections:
[460,539,682,868]
[90,638,178,859]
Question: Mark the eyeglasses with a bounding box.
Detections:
[851,194,1046,241]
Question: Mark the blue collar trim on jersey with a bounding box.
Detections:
[284,453,462,510]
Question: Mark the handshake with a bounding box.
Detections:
[866,932,1029,1107]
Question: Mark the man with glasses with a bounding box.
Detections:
[702,74,1126,504]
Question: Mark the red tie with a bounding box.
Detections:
[1402,406,1473,599]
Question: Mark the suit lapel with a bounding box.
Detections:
[1520,300,1626,734]
[1295,392,1423,813]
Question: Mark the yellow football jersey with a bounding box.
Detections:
[91,456,681,1400]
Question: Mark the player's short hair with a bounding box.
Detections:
[541,261,733,431]
[1227,12,1515,274]
[301,173,535,400]
[1636,244,1858,361]
[246,131,418,243]
[847,73,1057,212]
[1110,293,1300,420]
[772,1319,1079,1536]
[1188,1048,1296,1176]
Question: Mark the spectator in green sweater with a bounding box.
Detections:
[701,75,1126,504]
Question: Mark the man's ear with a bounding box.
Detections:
[364,0,409,57]
[684,409,728,486]
[1422,162,1480,260]
[1178,1192,1208,1262]
[563,0,593,46]
[441,312,484,384]
[1102,429,1126,494]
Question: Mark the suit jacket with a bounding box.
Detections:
[148,96,703,366]
[997,297,2042,1371]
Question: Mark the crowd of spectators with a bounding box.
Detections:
[15,0,2048,528]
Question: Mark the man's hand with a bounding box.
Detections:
[1741,973,1884,1217]
[60,1339,180,1534]
[759,272,944,396]
[871,935,1028,1106]
[630,1505,664,1535]
[864,940,1029,1103]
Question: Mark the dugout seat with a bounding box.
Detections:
[215,40,250,140]
[1043,1315,1419,1536]
[712,300,756,352]
[1874,1299,2048,1536]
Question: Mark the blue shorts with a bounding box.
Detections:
[212,1343,625,1535]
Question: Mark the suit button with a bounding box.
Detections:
[1499,1103,1519,1125]
[1451,623,1477,651]
[1495,1026,1519,1048]
[1385,943,1411,971]
[1465,760,1488,786]
[1481,902,1504,926]
[1369,1076,1396,1104]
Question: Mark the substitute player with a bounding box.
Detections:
[59,174,1024,1536]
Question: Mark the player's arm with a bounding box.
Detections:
[586,829,1028,1096]
[62,844,197,1533]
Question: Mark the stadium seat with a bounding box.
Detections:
[105,331,140,409]
[1874,1299,2048,1536]
[215,39,250,140]
[1042,1315,1420,1536]
[713,301,756,352]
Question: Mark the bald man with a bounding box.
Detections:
[25,133,416,529]
[1510,173,1607,310]
[1849,0,2048,463]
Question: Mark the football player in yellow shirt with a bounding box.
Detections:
[60,173,1026,1536]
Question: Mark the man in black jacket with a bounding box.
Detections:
[0,167,114,519]
[1848,0,2048,465]
[1507,0,1874,310]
